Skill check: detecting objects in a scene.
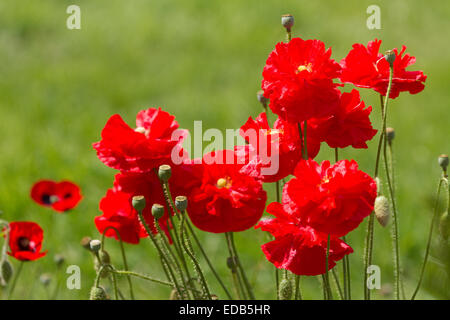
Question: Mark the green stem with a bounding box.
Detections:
[294,275,302,300]
[324,234,333,300]
[228,232,255,300]
[331,268,344,300]
[7,261,24,300]
[275,180,281,299]
[302,121,308,159]
[411,178,446,299]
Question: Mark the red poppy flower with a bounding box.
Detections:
[256,202,353,276]
[262,37,342,123]
[186,150,267,233]
[308,89,377,149]
[31,180,82,212]
[340,39,427,99]
[284,159,377,237]
[6,221,47,261]
[236,112,320,182]
[93,107,188,173]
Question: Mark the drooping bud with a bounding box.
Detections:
[281,14,294,31]
[151,204,165,220]
[80,236,92,250]
[89,239,102,253]
[99,250,111,265]
[439,212,449,241]
[386,127,395,145]
[132,195,146,213]
[40,273,52,287]
[0,259,13,286]
[438,154,449,173]
[158,164,172,182]
[175,196,188,212]
[279,278,293,300]
[374,196,390,227]
[256,90,268,109]
[90,286,108,300]
[54,254,65,267]
[384,50,396,67]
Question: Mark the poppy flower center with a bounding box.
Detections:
[135,126,150,137]
[17,237,31,251]
[217,177,232,189]
[297,63,313,73]
[41,194,59,205]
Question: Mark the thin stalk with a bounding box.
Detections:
[343,235,351,299]
[275,180,281,299]
[324,234,333,300]
[331,268,344,300]
[302,120,308,159]
[411,178,446,299]
[225,233,244,299]
[228,232,255,300]
[294,275,302,300]
[7,261,24,300]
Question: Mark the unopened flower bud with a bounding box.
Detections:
[94,259,109,278]
[384,50,396,67]
[132,195,146,213]
[158,164,172,182]
[211,294,219,300]
[439,212,449,241]
[151,204,165,220]
[375,196,390,227]
[0,259,13,286]
[438,154,449,172]
[281,14,294,31]
[256,90,268,109]
[90,286,108,300]
[80,236,92,250]
[40,273,51,287]
[226,256,237,272]
[99,250,111,265]
[54,254,65,267]
[89,239,102,252]
[175,196,188,212]
[279,278,293,300]
[386,127,395,145]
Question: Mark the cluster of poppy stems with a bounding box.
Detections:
[1,14,448,301]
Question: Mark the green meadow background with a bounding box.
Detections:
[0,0,448,300]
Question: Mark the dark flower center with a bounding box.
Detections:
[63,193,72,199]
[41,194,52,205]
[18,237,31,251]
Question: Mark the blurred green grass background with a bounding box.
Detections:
[0,0,448,300]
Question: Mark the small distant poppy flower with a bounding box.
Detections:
[262,37,342,123]
[340,39,427,99]
[308,89,377,149]
[187,150,267,233]
[7,221,47,261]
[93,107,188,173]
[284,159,377,237]
[31,180,82,212]
[236,112,320,182]
[256,202,353,276]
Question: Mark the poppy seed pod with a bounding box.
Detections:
[132,195,146,213]
[384,50,396,67]
[158,164,172,182]
[281,14,294,31]
[175,196,188,212]
[90,286,108,300]
[89,239,102,252]
[438,154,448,172]
[151,204,165,220]
[80,236,92,250]
[439,212,449,241]
[0,259,13,286]
[279,278,293,300]
[375,196,390,227]
[256,90,268,109]
[54,254,65,267]
[386,127,395,145]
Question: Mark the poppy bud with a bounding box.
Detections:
[279,278,293,300]
[40,273,51,287]
[151,204,165,220]
[54,254,65,267]
[175,196,188,212]
[281,14,294,31]
[94,259,109,278]
[80,236,92,250]
[375,196,390,227]
[0,259,13,286]
[99,250,111,265]
[438,154,449,172]
[89,239,102,253]
[226,256,237,272]
[386,127,395,145]
[158,164,172,182]
[384,50,396,67]
[439,212,449,241]
[90,286,108,300]
[256,90,268,109]
[132,195,146,213]
[211,294,219,300]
